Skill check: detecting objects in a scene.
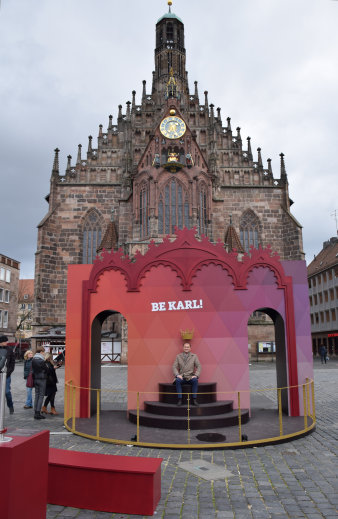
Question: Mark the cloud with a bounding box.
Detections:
[0,0,337,276]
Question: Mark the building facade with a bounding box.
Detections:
[17,279,34,340]
[33,5,304,353]
[0,254,20,342]
[307,237,338,357]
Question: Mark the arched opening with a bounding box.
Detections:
[248,307,288,414]
[90,309,127,415]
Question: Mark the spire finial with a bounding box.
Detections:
[257,147,263,167]
[247,137,252,159]
[168,1,172,13]
[280,152,287,181]
[76,144,82,165]
[88,135,92,153]
[52,148,60,174]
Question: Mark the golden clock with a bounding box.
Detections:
[160,116,186,139]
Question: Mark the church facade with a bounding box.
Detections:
[33,4,304,355]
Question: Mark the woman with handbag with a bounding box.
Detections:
[23,350,34,409]
[41,353,59,415]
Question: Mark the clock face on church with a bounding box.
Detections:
[160,116,186,139]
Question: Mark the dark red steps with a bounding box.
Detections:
[128,382,250,430]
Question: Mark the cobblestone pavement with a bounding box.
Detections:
[2,359,337,519]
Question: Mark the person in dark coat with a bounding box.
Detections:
[32,346,48,419]
[23,350,34,408]
[319,344,327,364]
[0,335,15,414]
[41,353,59,415]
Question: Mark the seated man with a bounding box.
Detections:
[173,342,201,406]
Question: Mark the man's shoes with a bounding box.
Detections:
[177,399,183,406]
[24,405,33,409]
[34,412,46,420]
[9,406,14,414]
[192,399,199,406]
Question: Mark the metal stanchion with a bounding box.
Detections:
[311,380,316,422]
[302,384,308,429]
[278,388,283,437]
[238,391,242,442]
[96,389,100,439]
[136,392,140,442]
[187,393,191,444]
[0,370,12,443]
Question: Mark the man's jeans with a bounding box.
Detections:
[175,377,198,400]
[34,378,47,414]
[5,375,13,408]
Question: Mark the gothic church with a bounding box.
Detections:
[33,2,304,352]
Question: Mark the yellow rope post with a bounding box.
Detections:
[302,384,308,429]
[136,392,140,443]
[311,380,316,422]
[187,393,191,444]
[72,384,76,433]
[64,382,68,423]
[305,378,310,417]
[96,389,100,439]
[238,391,242,442]
[278,387,283,436]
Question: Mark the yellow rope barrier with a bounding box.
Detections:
[63,379,316,449]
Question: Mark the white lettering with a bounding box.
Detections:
[151,299,204,312]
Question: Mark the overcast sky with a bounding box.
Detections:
[0,0,337,278]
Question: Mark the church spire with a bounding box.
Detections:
[153,0,188,98]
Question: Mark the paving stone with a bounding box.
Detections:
[4,360,338,518]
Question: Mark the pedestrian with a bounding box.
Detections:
[319,344,327,364]
[0,335,15,414]
[32,346,48,420]
[41,353,59,415]
[23,350,34,409]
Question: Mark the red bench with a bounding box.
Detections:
[48,448,162,516]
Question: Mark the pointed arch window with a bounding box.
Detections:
[199,184,208,235]
[158,179,190,235]
[82,211,102,264]
[139,183,149,238]
[240,210,261,252]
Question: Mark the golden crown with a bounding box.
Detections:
[180,329,194,341]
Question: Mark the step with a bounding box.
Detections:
[144,400,234,417]
[159,382,217,405]
[128,408,250,430]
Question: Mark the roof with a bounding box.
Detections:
[307,237,338,277]
[157,12,183,24]
[224,225,244,253]
[19,279,34,302]
[97,221,118,254]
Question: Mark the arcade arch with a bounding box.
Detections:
[248,307,288,413]
[90,309,128,414]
